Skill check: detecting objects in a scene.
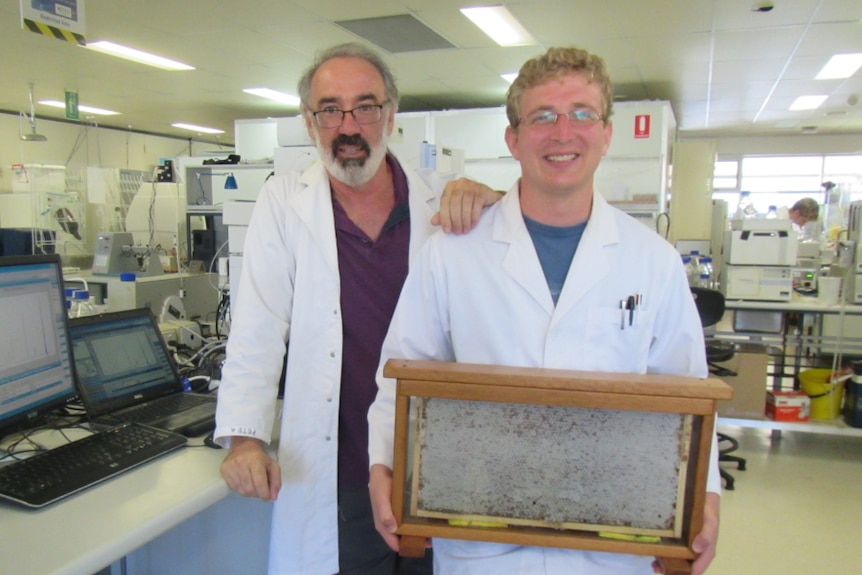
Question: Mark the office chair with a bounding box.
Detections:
[690,287,747,490]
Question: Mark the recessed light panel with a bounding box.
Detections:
[460,6,535,46]
[171,123,224,134]
[85,41,194,71]
[816,53,862,80]
[243,88,300,106]
[789,95,828,111]
[39,100,120,115]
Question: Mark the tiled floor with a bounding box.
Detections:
[708,425,862,575]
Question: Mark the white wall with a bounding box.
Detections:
[0,112,232,193]
[679,133,862,157]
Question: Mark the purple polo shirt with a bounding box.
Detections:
[334,153,411,487]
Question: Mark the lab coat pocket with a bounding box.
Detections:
[583,306,656,371]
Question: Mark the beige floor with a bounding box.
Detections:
[708,425,862,575]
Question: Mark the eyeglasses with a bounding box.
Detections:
[312,101,390,128]
[520,108,604,128]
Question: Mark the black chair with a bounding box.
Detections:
[690,287,747,490]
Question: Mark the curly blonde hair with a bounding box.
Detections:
[506,47,613,128]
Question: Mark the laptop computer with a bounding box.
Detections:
[69,307,216,437]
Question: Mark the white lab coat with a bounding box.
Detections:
[214,157,454,575]
[368,186,719,575]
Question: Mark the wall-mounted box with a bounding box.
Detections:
[385,360,730,574]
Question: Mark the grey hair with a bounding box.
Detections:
[297,43,400,111]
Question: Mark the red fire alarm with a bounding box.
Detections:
[634,114,651,139]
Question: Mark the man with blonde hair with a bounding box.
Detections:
[369,46,720,575]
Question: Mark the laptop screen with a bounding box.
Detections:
[70,309,181,417]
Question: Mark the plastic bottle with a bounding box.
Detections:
[696,273,712,288]
[682,256,696,285]
[765,205,778,219]
[70,290,96,318]
[735,191,757,218]
[688,251,701,284]
[64,288,78,315]
[699,256,714,283]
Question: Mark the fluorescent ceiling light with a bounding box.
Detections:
[460,6,535,46]
[789,95,828,111]
[171,123,224,134]
[500,73,518,84]
[816,53,862,80]
[38,100,120,116]
[243,88,300,106]
[85,40,194,71]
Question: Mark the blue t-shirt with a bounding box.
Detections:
[523,215,588,305]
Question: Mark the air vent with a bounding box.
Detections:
[334,14,456,54]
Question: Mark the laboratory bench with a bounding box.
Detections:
[712,295,862,438]
[0,427,272,575]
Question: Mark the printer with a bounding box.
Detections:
[722,218,795,301]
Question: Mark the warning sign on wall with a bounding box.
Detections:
[634,114,651,139]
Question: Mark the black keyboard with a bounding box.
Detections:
[0,423,187,508]
[120,393,213,423]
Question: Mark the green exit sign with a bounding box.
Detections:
[65,91,79,120]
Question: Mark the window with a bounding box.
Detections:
[712,154,862,216]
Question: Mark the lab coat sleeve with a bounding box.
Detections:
[214,178,296,447]
[368,234,454,469]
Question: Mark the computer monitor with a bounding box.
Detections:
[0,254,77,439]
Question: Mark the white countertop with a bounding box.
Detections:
[0,432,232,575]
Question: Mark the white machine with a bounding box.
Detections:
[91,232,163,276]
[723,265,794,301]
[722,218,794,301]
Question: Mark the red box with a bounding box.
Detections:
[765,391,810,422]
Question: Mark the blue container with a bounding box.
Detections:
[845,380,862,428]
[846,362,862,428]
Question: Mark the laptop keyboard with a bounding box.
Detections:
[121,393,213,423]
[0,423,187,508]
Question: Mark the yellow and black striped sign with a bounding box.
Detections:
[23,18,86,46]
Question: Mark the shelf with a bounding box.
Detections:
[719,416,862,437]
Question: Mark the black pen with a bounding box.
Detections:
[627,295,635,326]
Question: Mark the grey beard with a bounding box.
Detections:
[314,132,390,187]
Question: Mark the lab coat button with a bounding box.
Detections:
[330,351,336,358]
[325,435,331,441]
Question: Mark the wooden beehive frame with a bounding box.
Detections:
[385,359,732,575]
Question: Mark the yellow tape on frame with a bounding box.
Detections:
[23,18,86,46]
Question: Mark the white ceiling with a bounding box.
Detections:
[1,0,861,145]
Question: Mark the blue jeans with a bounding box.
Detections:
[337,484,432,575]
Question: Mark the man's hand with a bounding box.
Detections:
[219,436,282,501]
[432,178,503,234]
[653,491,719,574]
[369,464,400,552]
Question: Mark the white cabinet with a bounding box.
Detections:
[431,107,511,160]
[599,101,676,224]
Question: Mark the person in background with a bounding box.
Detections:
[213,42,500,575]
[789,198,819,227]
[368,46,720,575]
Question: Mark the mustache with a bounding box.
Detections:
[331,133,371,158]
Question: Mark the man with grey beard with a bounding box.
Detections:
[214,42,500,575]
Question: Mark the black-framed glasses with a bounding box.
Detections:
[520,108,604,128]
[312,101,390,128]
